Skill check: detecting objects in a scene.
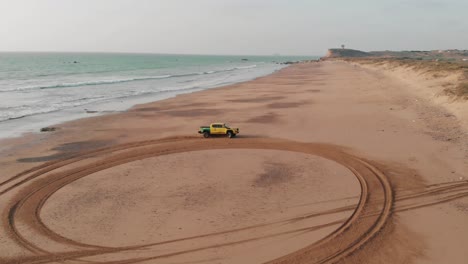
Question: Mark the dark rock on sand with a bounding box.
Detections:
[40,127,57,132]
[282,61,299,65]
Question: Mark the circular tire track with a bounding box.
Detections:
[1,137,393,264]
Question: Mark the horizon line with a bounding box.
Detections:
[0,50,319,57]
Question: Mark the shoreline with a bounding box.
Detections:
[1,61,467,263]
[0,63,289,141]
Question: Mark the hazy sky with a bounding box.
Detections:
[1,0,467,55]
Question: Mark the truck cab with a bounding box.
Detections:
[198,123,239,138]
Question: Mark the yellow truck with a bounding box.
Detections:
[198,123,239,138]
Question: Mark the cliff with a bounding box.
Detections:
[325,49,372,58]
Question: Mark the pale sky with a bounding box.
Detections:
[1,0,467,56]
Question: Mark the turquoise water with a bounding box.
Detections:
[0,53,313,92]
[0,52,316,137]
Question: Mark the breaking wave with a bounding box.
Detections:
[1,65,258,92]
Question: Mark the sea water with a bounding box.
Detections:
[0,52,315,138]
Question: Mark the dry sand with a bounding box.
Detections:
[0,61,467,264]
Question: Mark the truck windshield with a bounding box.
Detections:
[224,124,230,128]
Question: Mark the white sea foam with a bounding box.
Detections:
[0,53,314,138]
[1,75,172,92]
[0,65,260,93]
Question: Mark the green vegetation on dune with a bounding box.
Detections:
[347,57,467,71]
[326,48,468,62]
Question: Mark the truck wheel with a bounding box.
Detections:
[227,131,233,138]
[203,132,210,138]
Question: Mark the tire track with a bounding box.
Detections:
[2,137,393,264]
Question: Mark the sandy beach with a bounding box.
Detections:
[1,61,467,263]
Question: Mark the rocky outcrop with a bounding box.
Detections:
[326,49,372,58]
[40,127,57,132]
